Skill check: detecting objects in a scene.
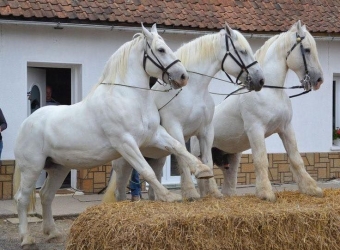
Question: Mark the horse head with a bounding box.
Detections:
[221,23,265,92]
[286,20,323,91]
[142,23,189,89]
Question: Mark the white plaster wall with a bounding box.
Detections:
[0,23,337,160]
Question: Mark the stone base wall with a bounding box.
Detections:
[214,153,340,187]
[0,160,15,200]
[76,164,147,194]
[2,152,340,199]
[77,164,113,194]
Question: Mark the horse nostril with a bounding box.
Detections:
[181,74,187,80]
[317,77,323,83]
[260,79,265,86]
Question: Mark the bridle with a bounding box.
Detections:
[101,35,181,93]
[262,33,311,98]
[143,39,181,85]
[285,33,311,91]
[186,32,260,100]
[221,33,259,86]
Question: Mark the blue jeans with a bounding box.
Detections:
[0,140,3,160]
[130,168,141,197]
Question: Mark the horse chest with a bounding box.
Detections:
[132,109,160,138]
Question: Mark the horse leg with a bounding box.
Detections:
[40,163,70,241]
[151,126,213,199]
[117,138,182,202]
[278,125,323,197]
[196,126,222,198]
[247,130,276,201]
[221,153,241,196]
[112,158,133,201]
[148,157,166,200]
[14,161,43,249]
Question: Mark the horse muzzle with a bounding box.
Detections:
[312,77,323,91]
[167,72,189,89]
[301,74,323,91]
[245,76,265,92]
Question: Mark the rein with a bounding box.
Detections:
[100,82,172,92]
[262,85,311,98]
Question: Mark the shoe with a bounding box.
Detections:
[131,196,141,202]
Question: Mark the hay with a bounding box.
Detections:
[66,189,340,250]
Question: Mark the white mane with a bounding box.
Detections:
[255,26,317,65]
[84,33,146,98]
[99,33,145,85]
[176,30,251,68]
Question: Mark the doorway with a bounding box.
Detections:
[28,67,72,189]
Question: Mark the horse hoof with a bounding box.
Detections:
[305,186,323,198]
[256,188,276,202]
[22,244,39,250]
[210,190,223,198]
[183,197,200,202]
[195,169,214,179]
[221,188,237,197]
[168,193,182,202]
[314,187,324,197]
[45,228,62,242]
[182,187,200,200]
[258,193,276,202]
[157,192,182,202]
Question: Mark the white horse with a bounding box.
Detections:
[13,24,214,249]
[192,20,324,201]
[103,24,265,202]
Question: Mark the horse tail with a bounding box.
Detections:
[13,164,36,212]
[102,170,117,203]
[13,164,21,199]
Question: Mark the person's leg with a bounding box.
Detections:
[0,140,3,165]
[130,168,141,201]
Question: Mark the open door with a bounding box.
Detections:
[27,68,47,189]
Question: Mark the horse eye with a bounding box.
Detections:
[304,48,311,53]
[158,48,165,53]
[240,50,247,55]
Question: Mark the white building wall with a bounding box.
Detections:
[0,22,337,160]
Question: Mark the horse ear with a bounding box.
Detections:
[151,23,158,35]
[296,20,306,37]
[224,22,237,40]
[141,23,153,41]
[296,20,302,30]
[224,22,232,36]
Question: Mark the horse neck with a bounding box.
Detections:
[104,42,150,90]
[87,44,151,102]
[257,38,289,88]
[185,59,220,91]
[176,37,221,90]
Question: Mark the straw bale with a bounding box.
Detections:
[66,189,340,250]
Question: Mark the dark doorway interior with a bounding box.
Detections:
[46,68,71,105]
[46,68,72,188]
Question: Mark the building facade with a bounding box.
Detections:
[0,1,340,199]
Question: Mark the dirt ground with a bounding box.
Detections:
[0,217,75,250]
